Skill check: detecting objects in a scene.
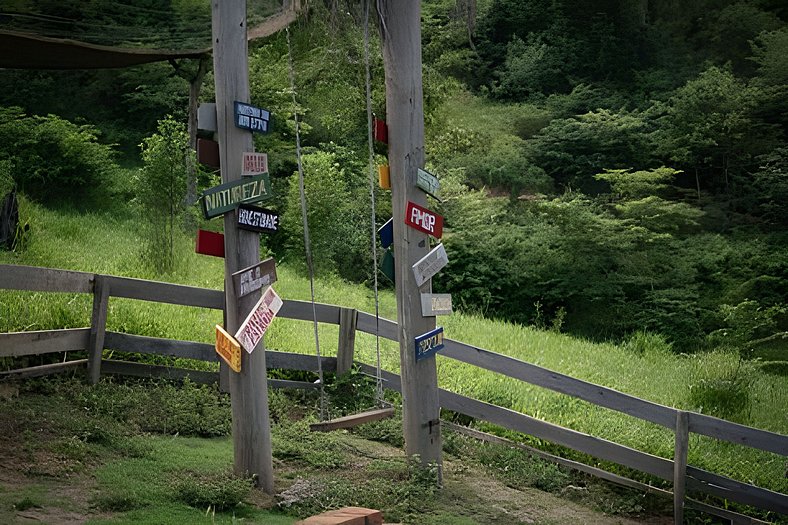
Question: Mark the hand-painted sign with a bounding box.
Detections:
[420,293,453,316]
[215,324,242,372]
[201,173,273,219]
[237,204,279,234]
[197,138,220,168]
[378,218,393,249]
[234,101,270,133]
[242,152,268,176]
[415,326,444,362]
[405,201,443,238]
[196,229,225,258]
[412,243,448,287]
[380,248,395,283]
[232,258,277,298]
[416,168,440,201]
[197,103,217,132]
[373,117,388,144]
[235,286,283,353]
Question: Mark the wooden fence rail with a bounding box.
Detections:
[1,263,786,523]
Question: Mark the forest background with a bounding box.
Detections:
[0,0,786,358]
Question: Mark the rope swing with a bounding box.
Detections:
[287,6,393,431]
[286,25,326,422]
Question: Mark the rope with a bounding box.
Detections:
[363,0,385,407]
[286,26,326,421]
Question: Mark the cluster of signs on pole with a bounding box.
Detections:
[197,101,285,373]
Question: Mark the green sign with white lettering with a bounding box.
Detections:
[201,173,274,219]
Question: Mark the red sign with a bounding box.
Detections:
[373,117,388,144]
[196,229,225,258]
[197,138,220,168]
[405,201,443,238]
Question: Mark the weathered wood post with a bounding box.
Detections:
[337,308,357,375]
[378,0,443,478]
[673,410,689,524]
[87,274,109,384]
[211,0,274,493]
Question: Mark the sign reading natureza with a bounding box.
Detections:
[201,173,273,219]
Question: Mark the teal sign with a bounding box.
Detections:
[201,173,273,219]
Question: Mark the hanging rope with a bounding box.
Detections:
[363,0,385,407]
[286,25,326,421]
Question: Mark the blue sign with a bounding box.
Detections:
[234,101,270,133]
[415,327,444,362]
[378,218,393,249]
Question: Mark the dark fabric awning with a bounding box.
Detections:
[0,30,210,70]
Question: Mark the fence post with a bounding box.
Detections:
[337,308,357,375]
[87,274,109,385]
[674,410,689,524]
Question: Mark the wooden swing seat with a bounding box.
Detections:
[309,407,395,432]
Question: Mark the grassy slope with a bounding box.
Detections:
[1,200,786,496]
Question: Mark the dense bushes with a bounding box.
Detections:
[0,107,117,202]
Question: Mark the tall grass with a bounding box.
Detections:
[1,199,786,496]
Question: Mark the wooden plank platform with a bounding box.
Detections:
[309,407,395,432]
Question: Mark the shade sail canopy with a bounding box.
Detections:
[0,30,209,70]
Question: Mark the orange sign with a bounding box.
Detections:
[215,324,241,373]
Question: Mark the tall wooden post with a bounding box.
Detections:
[211,0,274,493]
[378,1,443,476]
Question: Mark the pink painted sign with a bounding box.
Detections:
[235,286,283,353]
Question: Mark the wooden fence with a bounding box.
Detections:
[1,263,786,524]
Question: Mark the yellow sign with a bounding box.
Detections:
[215,324,242,373]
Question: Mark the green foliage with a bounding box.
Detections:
[134,116,191,275]
[594,167,679,200]
[0,159,13,196]
[0,106,117,201]
[174,472,253,511]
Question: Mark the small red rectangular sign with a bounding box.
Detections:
[197,138,220,168]
[196,229,225,258]
[373,117,388,144]
[405,201,443,238]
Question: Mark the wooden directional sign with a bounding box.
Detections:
[201,172,273,219]
[215,324,242,373]
[420,293,453,316]
[412,243,448,287]
[196,229,225,258]
[235,286,283,353]
[237,204,279,234]
[197,103,217,132]
[373,117,388,144]
[232,258,277,298]
[416,168,440,201]
[197,138,220,168]
[415,326,444,362]
[234,101,270,133]
[378,218,393,249]
[380,248,395,283]
[405,201,443,238]
[242,152,268,176]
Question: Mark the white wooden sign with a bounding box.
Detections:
[412,243,448,287]
[420,293,452,316]
[197,103,217,132]
[235,286,282,353]
[416,168,440,201]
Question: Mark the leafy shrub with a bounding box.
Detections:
[0,106,117,201]
[174,472,253,511]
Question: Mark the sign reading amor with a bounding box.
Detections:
[201,173,273,219]
[234,101,270,133]
[215,324,242,373]
[232,258,277,298]
[412,243,448,287]
[242,152,268,176]
[415,326,444,362]
[405,201,443,238]
[235,286,283,353]
[237,204,279,234]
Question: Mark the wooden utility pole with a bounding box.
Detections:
[378,1,443,476]
[211,0,274,493]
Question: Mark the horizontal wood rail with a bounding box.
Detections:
[1,263,786,521]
